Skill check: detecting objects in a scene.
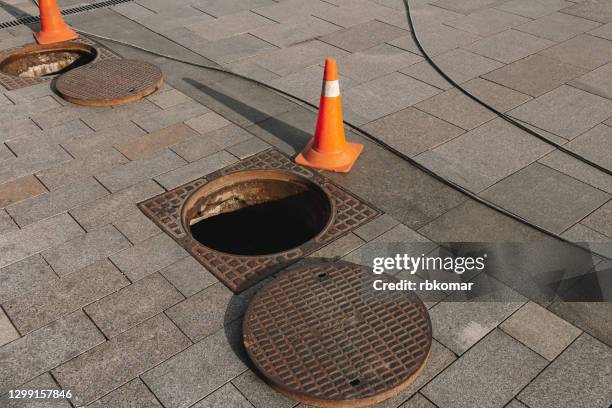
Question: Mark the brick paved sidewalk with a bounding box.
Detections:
[0,1,611,407]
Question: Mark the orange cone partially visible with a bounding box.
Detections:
[34,0,78,45]
[295,58,363,173]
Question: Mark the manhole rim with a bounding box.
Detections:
[242,261,433,408]
[0,40,100,79]
[179,168,338,259]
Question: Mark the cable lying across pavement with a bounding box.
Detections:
[401,0,612,177]
[73,27,612,263]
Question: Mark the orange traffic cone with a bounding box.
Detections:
[34,0,78,45]
[295,58,363,173]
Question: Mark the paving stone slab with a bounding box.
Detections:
[518,333,612,408]
[36,148,129,191]
[191,383,253,408]
[250,15,341,48]
[52,314,191,407]
[171,124,251,162]
[565,124,612,171]
[200,0,277,18]
[87,378,163,408]
[561,223,612,260]
[398,393,437,408]
[192,34,277,65]
[415,118,553,192]
[159,257,218,298]
[590,22,612,40]
[0,96,61,123]
[561,0,612,23]
[538,34,612,69]
[539,150,612,194]
[5,120,94,157]
[70,180,164,231]
[0,143,14,163]
[480,163,610,233]
[3,260,128,335]
[232,369,296,408]
[6,178,108,228]
[155,150,238,190]
[184,111,232,135]
[581,199,612,238]
[388,23,482,57]
[0,307,19,347]
[0,209,17,236]
[115,123,199,161]
[132,101,211,133]
[308,232,366,259]
[0,145,72,186]
[0,118,40,143]
[500,301,582,360]
[226,137,272,159]
[0,373,71,408]
[61,122,147,158]
[363,106,464,156]
[147,89,194,109]
[495,0,573,19]
[463,29,555,63]
[186,10,274,42]
[444,8,531,36]
[482,54,586,97]
[352,213,400,242]
[509,85,612,139]
[0,213,84,270]
[112,209,161,245]
[516,11,602,42]
[549,297,612,346]
[85,272,183,338]
[141,321,247,408]
[0,311,104,395]
[422,329,547,408]
[569,62,612,100]
[311,0,396,27]
[379,4,462,31]
[109,233,189,281]
[0,255,57,304]
[433,0,507,15]
[320,19,409,52]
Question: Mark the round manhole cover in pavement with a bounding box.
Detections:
[243,261,432,408]
[55,59,163,106]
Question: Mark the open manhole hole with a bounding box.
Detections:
[185,170,332,256]
[0,42,97,78]
[138,149,380,293]
[243,261,432,408]
[0,37,120,90]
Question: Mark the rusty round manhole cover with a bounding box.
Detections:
[55,59,163,106]
[243,261,432,408]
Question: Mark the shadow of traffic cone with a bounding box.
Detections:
[34,0,78,45]
[295,58,363,173]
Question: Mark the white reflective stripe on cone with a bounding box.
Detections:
[322,80,340,97]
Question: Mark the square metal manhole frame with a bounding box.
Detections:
[138,149,382,293]
[0,35,120,90]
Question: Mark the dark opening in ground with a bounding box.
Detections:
[184,170,332,256]
[0,43,97,78]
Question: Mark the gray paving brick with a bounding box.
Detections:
[343,72,440,122]
[97,150,187,193]
[4,83,54,104]
[590,21,612,40]
[480,163,610,233]
[226,137,271,159]
[0,143,15,162]
[232,369,295,408]
[6,177,108,228]
[569,62,612,100]
[539,150,612,194]
[0,96,61,123]
[400,61,456,90]
[112,1,156,20]
[432,0,506,14]
[155,150,238,190]
[141,321,247,408]
[0,311,104,394]
[506,400,529,408]
[171,124,250,162]
[184,111,231,135]
[561,0,612,23]
[85,273,183,338]
[0,209,17,235]
[251,0,333,23]
[194,0,274,17]
[166,280,261,342]
[194,34,277,64]
[113,210,161,244]
[565,124,612,171]
[5,120,94,156]
[539,34,612,70]
[483,54,586,97]
[363,106,464,156]
[88,378,162,408]
[250,15,341,48]
[114,123,199,161]
[320,20,409,52]
[186,10,274,42]
[159,257,218,297]
[0,213,84,269]
[191,383,253,408]
[582,199,612,238]
[516,11,601,42]
[379,3,462,30]
[109,233,188,281]
[428,273,526,354]
[60,122,147,158]
[423,329,547,408]
[445,8,531,36]
[0,145,72,185]
[133,101,210,133]
[500,301,581,360]
[427,48,504,83]
[3,260,128,335]
[0,307,18,347]
[1,373,71,408]
[353,213,400,241]
[147,89,193,109]
[28,105,96,131]
[388,23,482,57]
[312,0,395,27]
[308,232,366,259]
[464,29,555,63]
[519,333,612,408]
[80,100,161,131]
[415,118,553,192]
[549,293,612,345]
[561,223,612,259]
[495,0,573,19]
[0,255,57,304]
[70,180,164,231]
[52,314,191,406]
[41,225,131,277]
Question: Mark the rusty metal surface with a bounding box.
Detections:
[55,59,163,106]
[243,261,432,408]
[0,36,119,90]
[138,149,381,293]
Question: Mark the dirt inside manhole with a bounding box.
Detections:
[0,42,97,78]
[183,170,333,256]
